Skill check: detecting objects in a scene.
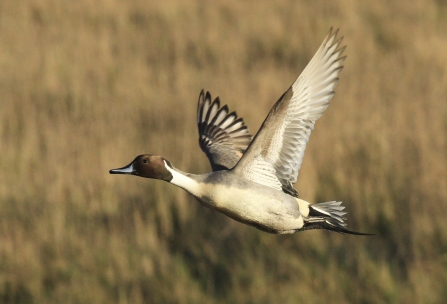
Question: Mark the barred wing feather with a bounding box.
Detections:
[197,90,252,171]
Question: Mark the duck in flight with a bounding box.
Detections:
[110,28,369,235]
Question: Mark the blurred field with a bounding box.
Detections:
[0,0,447,303]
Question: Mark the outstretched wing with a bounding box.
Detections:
[197,90,252,171]
[233,28,346,196]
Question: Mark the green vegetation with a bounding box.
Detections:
[1,0,446,303]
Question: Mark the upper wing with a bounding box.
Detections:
[197,90,252,171]
[233,28,346,196]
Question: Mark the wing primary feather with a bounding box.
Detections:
[197,89,205,124]
[218,112,238,129]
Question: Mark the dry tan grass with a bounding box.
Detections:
[1,0,447,302]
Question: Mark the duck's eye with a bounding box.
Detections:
[143,159,149,164]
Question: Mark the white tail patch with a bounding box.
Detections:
[295,198,310,217]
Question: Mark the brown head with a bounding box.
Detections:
[109,154,173,181]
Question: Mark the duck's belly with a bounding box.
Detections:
[196,183,304,234]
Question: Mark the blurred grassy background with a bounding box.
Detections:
[0,0,447,303]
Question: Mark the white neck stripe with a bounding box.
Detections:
[164,161,200,195]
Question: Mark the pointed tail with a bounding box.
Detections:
[300,201,373,235]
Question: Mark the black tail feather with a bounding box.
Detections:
[301,202,374,235]
[300,218,373,235]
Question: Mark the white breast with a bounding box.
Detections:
[165,162,304,232]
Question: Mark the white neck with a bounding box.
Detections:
[164,161,200,195]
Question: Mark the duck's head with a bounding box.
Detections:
[109,154,173,181]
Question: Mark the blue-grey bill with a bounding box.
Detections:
[109,163,133,174]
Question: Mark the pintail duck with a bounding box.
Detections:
[110,28,369,235]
